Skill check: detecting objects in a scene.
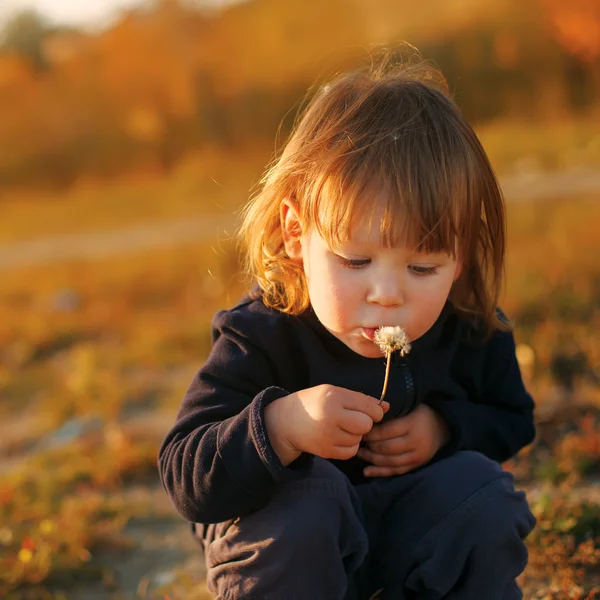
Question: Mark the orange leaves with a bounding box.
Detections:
[538,0,600,62]
[0,54,36,92]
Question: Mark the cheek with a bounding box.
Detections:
[409,274,456,337]
[305,260,358,327]
[304,245,332,292]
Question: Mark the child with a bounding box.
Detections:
[159,50,537,600]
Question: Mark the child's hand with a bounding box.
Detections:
[357,404,449,477]
[265,385,389,465]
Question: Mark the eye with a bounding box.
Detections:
[409,265,438,276]
[336,255,371,269]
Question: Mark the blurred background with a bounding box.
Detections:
[1,0,599,598]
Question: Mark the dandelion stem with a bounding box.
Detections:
[374,325,411,406]
[379,350,392,404]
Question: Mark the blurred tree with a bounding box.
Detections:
[196,0,369,97]
[420,0,571,120]
[0,9,52,71]
[0,53,36,92]
[93,2,203,169]
[538,0,600,108]
[0,0,594,188]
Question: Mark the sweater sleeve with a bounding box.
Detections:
[426,326,536,463]
[158,309,311,524]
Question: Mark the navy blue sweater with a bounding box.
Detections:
[158,295,535,525]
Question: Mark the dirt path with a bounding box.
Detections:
[1,169,599,271]
[500,168,600,202]
[0,214,236,270]
[61,484,208,600]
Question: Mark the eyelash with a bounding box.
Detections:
[336,256,371,269]
[336,255,439,276]
[409,265,439,276]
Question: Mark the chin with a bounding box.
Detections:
[357,349,384,359]
[347,339,383,359]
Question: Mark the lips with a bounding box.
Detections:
[362,327,377,340]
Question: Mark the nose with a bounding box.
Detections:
[366,273,404,307]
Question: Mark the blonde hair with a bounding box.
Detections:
[239,49,508,334]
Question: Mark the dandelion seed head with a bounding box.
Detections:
[374,326,411,357]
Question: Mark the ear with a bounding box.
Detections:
[280,198,304,263]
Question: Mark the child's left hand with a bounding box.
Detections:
[357,404,450,477]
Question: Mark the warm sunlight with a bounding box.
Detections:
[1,2,599,598]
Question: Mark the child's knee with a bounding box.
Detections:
[448,452,536,538]
[431,452,536,544]
[440,450,504,483]
[376,451,534,560]
[255,470,367,556]
[401,476,535,597]
[418,451,511,510]
[458,476,536,581]
[206,498,337,570]
[206,458,367,566]
[205,462,368,599]
[476,475,536,546]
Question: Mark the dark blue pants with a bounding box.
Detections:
[197,451,536,600]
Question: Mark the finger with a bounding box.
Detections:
[357,448,418,467]
[331,444,360,460]
[363,417,410,442]
[363,464,420,477]
[365,436,412,455]
[333,428,363,447]
[338,410,375,436]
[342,391,386,423]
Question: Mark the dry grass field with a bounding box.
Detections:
[1,143,599,598]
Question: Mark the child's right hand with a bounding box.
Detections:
[265,384,389,466]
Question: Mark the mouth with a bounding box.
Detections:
[362,327,378,341]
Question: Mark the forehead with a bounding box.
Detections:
[315,179,423,249]
[345,204,401,247]
[311,176,465,261]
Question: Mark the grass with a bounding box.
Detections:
[1,239,245,597]
[1,438,155,596]
[1,180,600,597]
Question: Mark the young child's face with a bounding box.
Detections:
[283,203,462,359]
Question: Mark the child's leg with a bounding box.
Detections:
[197,457,369,600]
[365,450,536,600]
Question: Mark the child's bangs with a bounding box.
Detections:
[308,147,467,258]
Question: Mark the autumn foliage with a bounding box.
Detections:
[0,0,598,189]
